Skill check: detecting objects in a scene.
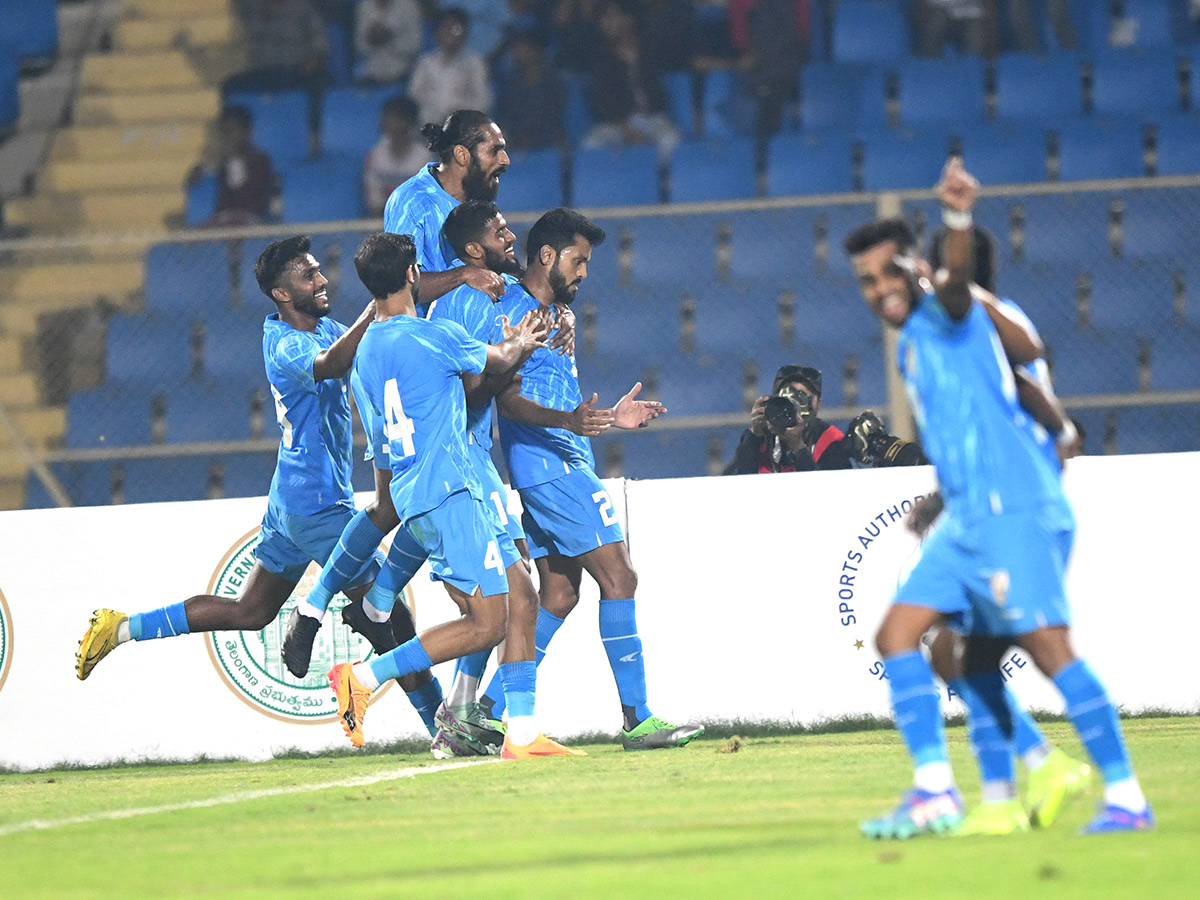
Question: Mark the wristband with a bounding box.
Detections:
[941,208,973,230]
[1055,419,1078,448]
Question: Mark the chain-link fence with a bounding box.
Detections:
[5,175,1200,509]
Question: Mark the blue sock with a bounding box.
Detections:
[885,650,949,767]
[406,677,444,737]
[1054,658,1133,784]
[365,529,428,615]
[1013,699,1048,757]
[128,602,190,641]
[369,636,433,685]
[500,660,537,720]
[482,607,565,719]
[599,598,651,724]
[951,673,1016,787]
[311,510,386,613]
[456,649,491,681]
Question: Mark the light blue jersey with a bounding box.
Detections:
[428,273,517,450]
[496,285,593,489]
[383,164,459,274]
[898,293,1067,524]
[354,315,488,524]
[263,314,355,516]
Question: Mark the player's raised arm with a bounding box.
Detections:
[312,299,377,381]
[495,380,614,437]
[932,157,979,322]
[974,286,1044,365]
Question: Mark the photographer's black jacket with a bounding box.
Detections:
[722,418,848,475]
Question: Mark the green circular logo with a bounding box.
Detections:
[0,588,12,696]
[205,529,396,722]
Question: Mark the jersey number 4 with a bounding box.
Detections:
[383,378,416,459]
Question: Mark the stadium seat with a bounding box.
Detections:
[617,214,717,287]
[895,57,986,128]
[663,70,696,137]
[668,138,757,203]
[650,356,747,416]
[585,284,685,357]
[570,145,660,208]
[994,52,1084,122]
[201,310,269,378]
[0,52,18,135]
[501,148,566,211]
[67,385,155,449]
[799,62,870,134]
[281,152,364,223]
[52,460,121,507]
[145,241,238,313]
[120,457,214,505]
[2,0,59,71]
[224,90,311,166]
[1009,192,1111,264]
[1045,332,1142,396]
[106,313,198,381]
[1110,0,1177,48]
[1148,330,1200,391]
[185,174,219,228]
[164,377,258,443]
[1083,257,1177,336]
[563,73,591,145]
[577,351,654,408]
[860,128,952,192]
[1053,119,1146,181]
[1113,188,1200,259]
[958,122,1048,186]
[766,133,857,197]
[324,21,353,86]
[831,1,909,64]
[602,426,744,480]
[1110,404,1200,454]
[699,68,748,137]
[1153,115,1200,176]
[992,262,1080,341]
[319,85,395,158]
[218,451,278,499]
[1090,49,1184,120]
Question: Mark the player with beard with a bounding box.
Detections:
[488,208,704,751]
[75,238,439,722]
[382,109,510,309]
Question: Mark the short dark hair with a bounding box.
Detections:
[927,224,996,293]
[843,218,917,258]
[773,364,822,398]
[382,94,418,122]
[443,200,501,260]
[355,232,417,299]
[420,109,495,162]
[435,7,468,30]
[220,104,253,129]
[254,235,310,299]
[526,208,606,266]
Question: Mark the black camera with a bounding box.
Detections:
[764,386,814,431]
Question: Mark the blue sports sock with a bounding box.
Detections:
[456,650,491,682]
[481,607,565,719]
[128,602,190,641]
[365,529,428,615]
[500,660,537,720]
[1054,658,1134,784]
[405,677,444,737]
[885,650,949,767]
[311,510,386,613]
[951,673,1016,787]
[1013,698,1049,757]
[599,598,651,723]
[369,636,433,686]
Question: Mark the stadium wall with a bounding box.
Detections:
[0,453,1196,770]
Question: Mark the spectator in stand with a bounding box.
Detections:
[637,0,700,73]
[188,104,280,227]
[549,0,603,73]
[410,8,494,128]
[363,95,432,217]
[581,0,681,161]
[495,31,567,151]
[729,0,810,147]
[911,0,989,57]
[354,0,423,84]
[226,0,331,154]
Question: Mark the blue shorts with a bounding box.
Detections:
[519,466,625,560]
[896,508,1075,638]
[255,500,383,586]
[406,489,520,597]
[469,440,526,545]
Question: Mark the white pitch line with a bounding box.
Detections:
[0,758,497,837]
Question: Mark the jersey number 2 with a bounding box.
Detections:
[383,378,416,459]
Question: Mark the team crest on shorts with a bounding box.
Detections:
[0,588,12,696]
[205,527,403,722]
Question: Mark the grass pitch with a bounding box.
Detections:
[2,718,1197,899]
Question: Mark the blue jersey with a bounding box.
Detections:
[383,164,459,274]
[263,314,355,516]
[354,315,488,523]
[496,285,594,489]
[995,297,1061,474]
[897,292,1067,523]
[428,273,518,450]
[350,367,388,471]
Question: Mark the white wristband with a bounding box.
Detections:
[941,208,973,230]
[1055,419,1078,448]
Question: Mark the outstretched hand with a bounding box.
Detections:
[613,382,666,429]
[567,393,615,437]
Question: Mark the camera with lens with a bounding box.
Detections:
[764,385,814,432]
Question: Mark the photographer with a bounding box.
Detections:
[723,364,926,474]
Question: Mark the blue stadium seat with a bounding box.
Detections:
[145,240,238,312]
[620,215,716,287]
[602,426,745,480]
[218,451,278,499]
[959,122,1048,186]
[1114,188,1200,259]
[107,313,197,381]
[2,0,59,70]
[1148,330,1200,391]
[281,152,364,223]
[1153,115,1200,176]
[766,133,856,196]
[1111,404,1200,454]
[121,457,213,505]
[663,70,696,137]
[185,174,219,228]
[800,62,870,133]
[1084,258,1176,336]
[1112,0,1177,48]
[563,73,591,144]
[570,145,660,208]
[51,460,120,507]
[224,90,311,166]
[860,128,951,191]
[832,1,909,64]
[501,148,565,211]
[201,310,268,378]
[324,22,353,86]
[727,208,819,280]
[1045,332,1141,395]
[650,356,747,416]
[576,351,654,408]
[320,85,395,158]
[1090,49,1183,120]
[67,385,155,449]
[668,138,757,202]
[992,262,1080,341]
[585,285,687,357]
[699,69,748,137]
[0,52,18,134]
[896,57,986,128]
[1054,119,1146,181]
[164,377,257,443]
[994,52,1084,122]
[1010,192,1111,264]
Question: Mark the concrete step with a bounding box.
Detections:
[123,0,233,20]
[10,259,144,302]
[75,87,219,126]
[0,291,140,338]
[9,406,66,449]
[0,336,25,375]
[0,373,40,409]
[7,189,182,235]
[42,155,197,193]
[0,478,28,511]
[50,122,208,163]
[113,16,237,52]
[81,51,204,94]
